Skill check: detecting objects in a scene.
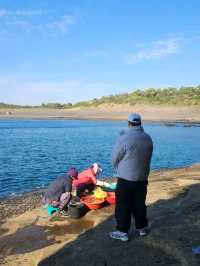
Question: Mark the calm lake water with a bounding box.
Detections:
[0,119,200,198]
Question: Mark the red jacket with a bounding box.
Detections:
[73,167,97,187]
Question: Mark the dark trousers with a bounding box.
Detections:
[115,178,148,233]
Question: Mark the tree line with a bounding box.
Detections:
[1,86,200,109]
[72,86,200,107]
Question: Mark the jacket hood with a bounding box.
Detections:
[128,125,144,132]
[119,125,144,136]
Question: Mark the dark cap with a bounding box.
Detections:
[128,113,141,124]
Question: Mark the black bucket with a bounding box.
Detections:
[68,203,87,219]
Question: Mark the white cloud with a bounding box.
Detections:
[5,20,32,33]
[0,8,76,35]
[5,15,77,34]
[14,10,45,16]
[0,8,45,17]
[126,37,181,64]
[45,15,76,34]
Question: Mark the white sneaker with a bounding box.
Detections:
[109,230,129,242]
[137,228,148,236]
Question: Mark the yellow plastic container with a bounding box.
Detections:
[93,187,107,199]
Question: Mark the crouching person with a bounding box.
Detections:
[73,163,102,197]
[43,167,78,215]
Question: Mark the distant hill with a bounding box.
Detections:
[73,86,200,107]
[1,86,200,109]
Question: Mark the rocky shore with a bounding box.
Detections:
[0,164,200,266]
[1,105,200,124]
[0,191,43,221]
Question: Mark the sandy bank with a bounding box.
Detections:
[0,164,200,265]
[1,105,200,123]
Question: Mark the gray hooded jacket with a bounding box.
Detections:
[112,125,153,182]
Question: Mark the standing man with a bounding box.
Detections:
[110,113,153,241]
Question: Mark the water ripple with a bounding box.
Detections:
[1,119,200,197]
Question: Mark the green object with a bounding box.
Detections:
[47,205,59,216]
[109,183,117,190]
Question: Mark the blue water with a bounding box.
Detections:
[0,119,200,198]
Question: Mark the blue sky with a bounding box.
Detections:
[0,0,200,105]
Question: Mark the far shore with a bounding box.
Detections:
[0,104,200,123]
